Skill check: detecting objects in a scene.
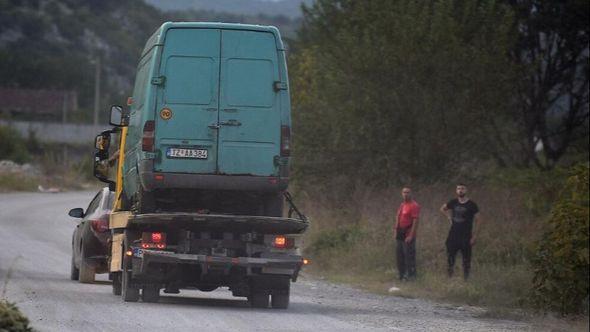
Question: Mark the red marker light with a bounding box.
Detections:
[274,236,287,248]
[151,232,163,243]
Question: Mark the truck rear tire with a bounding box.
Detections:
[112,272,122,296]
[271,292,290,309]
[122,270,139,302]
[141,285,160,303]
[78,245,95,283]
[70,252,79,281]
[249,292,269,308]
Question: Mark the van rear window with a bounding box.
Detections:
[226,59,273,108]
[165,56,215,105]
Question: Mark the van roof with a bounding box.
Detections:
[141,22,285,57]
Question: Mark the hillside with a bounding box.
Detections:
[0,0,300,122]
[144,0,312,18]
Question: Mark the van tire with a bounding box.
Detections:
[78,245,95,283]
[133,187,155,214]
[263,194,283,217]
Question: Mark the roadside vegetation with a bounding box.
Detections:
[290,0,589,321]
[0,125,97,192]
[0,300,33,332]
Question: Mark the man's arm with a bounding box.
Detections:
[470,213,480,246]
[405,217,419,243]
[440,204,452,225]
[393,211,400,238]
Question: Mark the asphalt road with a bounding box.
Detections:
[0,191,531,332]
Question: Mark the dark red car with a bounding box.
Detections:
[68,187,114,283]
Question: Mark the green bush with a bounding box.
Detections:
[531,163,589,315]
[0,126,30,164]
[0,300,33,332]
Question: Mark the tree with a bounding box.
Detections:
[507,0,589,169]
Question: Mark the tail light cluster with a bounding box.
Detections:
[141,231,166,249]
[273,235,295,249]
[90,215,109,233]
[280,125,290,157]
[142,120,155,151]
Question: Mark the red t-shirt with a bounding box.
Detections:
[397,200,420,229]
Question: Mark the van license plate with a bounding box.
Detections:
[166,148,208,159]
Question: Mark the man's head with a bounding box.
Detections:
[456,184,468,198]
[401,187,412,202]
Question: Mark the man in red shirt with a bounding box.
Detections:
[394,187,420,281]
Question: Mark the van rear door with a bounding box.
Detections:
[217,30,281,176]
[153,28,220,174]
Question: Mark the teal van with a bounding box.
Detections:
[111,22,291,216]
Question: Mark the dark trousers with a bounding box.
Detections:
[396,229,416,280]
[446,238,472,279]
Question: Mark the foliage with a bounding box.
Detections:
[291,0,519,186]
[0,300,33,332]
[0,126,30,164]
[531,163,589,315]
[506,0,590,169]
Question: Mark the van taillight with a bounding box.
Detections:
[142,120,155,152]
[141,231,166,249]
[280,125,291,157]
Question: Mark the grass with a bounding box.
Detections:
[0,174,39,192]
[295,175,587,323]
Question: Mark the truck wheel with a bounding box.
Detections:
[271,292,290,309]
[141,285,160,303]
[121,270,139,302]
[70,252,79,281]
[78,245,95,283]
[112,272,122,296]
[249,292,269,308]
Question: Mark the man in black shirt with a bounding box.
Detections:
[440,184,480,280]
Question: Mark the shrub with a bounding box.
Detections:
[0,300,33,332]
[531,163,589,315]
[0,126,30,164]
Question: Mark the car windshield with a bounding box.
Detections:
[107,191,115,210]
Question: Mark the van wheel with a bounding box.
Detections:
[141,285,160,303]
[78,245,95,283]
[263,194,283,217]
[132,187,155,214]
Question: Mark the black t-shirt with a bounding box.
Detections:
[446,199,479,242]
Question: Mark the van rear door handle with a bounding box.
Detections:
[208,123,220,129]
[219,120,241,126]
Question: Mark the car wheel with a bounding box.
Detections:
[112,272,122,296]
[78,243,95,283]
[141,285,160,303]
[70,251,79,281]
